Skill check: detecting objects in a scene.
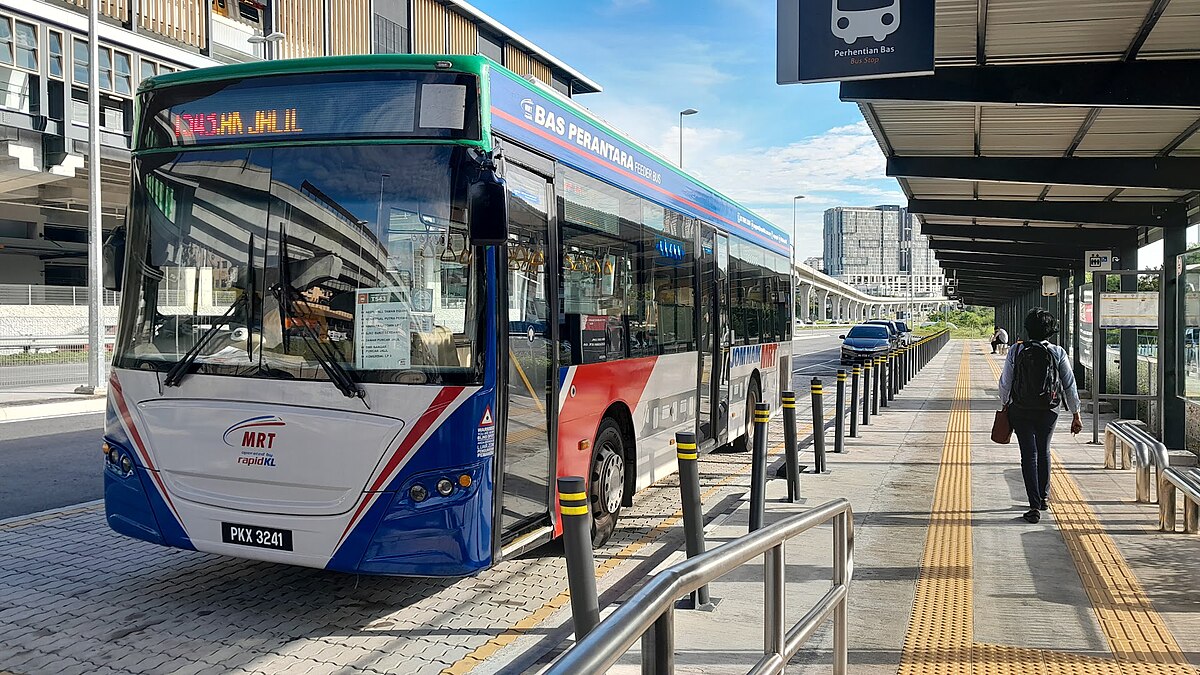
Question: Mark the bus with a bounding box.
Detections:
[102,54,794,577]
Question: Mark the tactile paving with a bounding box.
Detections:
[897,346,1197,675]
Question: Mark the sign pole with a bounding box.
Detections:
[79,0,107,396]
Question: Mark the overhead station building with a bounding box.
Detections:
[0,0,597,287]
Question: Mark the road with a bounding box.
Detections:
[0,334,851,520]
[791,330,847,379]
[0,413,103,519]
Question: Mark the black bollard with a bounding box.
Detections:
[810,378,827,473]
[850,366,861,438]
[674,432,712,608]
[834,370,847,454]
[883,353,892,398]
[557,477,600,638]
[862,361,872,426]
[781,391,801,503]
[898,347,907,391]
[880,355,889,409]
[872,357,882,416]
[749,402,770,531]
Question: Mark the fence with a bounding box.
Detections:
[0,286,120,390]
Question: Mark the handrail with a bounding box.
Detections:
[1105,420,1169,504]
[543,498,853,675]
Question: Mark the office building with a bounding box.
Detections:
[823,205,944,298]
[802,256,824,272]
[0,0,597,286]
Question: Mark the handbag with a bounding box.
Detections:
[991,406,1012,444]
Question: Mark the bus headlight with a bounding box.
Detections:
[436,479,454,497]
[120,455,133,473]
[409,484,429,503]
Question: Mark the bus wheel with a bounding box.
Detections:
[589,419,625,548]
[731,381,759,453]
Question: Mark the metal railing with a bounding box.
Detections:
[0,284,121,306]
[544,498,853,675]
[1104,420,1168,505]
[0,336,115,389]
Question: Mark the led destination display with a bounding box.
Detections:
[140,71,480,149]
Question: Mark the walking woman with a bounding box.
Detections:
[997,308,1083,523]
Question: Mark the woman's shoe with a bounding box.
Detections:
[1023,509,1041,523]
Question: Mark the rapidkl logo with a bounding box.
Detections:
[223,415,285,449]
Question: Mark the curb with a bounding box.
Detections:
[0,396,106,423]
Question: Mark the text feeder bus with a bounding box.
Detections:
[104,55,793,576]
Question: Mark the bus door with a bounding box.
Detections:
[497,160,556,546]
[698,226,731,446]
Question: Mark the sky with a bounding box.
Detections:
[471,0,905,262]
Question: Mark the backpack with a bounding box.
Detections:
[1011,341,1060,409]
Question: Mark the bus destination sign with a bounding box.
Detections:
[141,71,480,149]
[173,108,304,142]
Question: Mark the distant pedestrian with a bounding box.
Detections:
[991,326,1009,354]
[997,309,1082,524]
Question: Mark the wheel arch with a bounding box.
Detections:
[599,401,637,507]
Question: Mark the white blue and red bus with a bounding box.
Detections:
[102,55,794,576]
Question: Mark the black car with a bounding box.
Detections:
[840,324,893,365]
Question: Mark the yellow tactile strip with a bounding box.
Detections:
[898,345,1196,674]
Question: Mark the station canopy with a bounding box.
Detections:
[839,0,1200,307]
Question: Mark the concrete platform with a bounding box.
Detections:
[518,340,1200,674]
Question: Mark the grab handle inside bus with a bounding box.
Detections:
[467,168,508,246]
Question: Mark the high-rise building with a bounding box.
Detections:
[0,0,598,286]
[802,256,824,272]
[823,205,944,298]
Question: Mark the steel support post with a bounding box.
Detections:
[557,477,599,638]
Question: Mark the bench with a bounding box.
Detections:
[1104,420,1167,504]
[1159,467,1200,533]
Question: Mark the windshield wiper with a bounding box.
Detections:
[163,294,246,387]
[271,223,366,402]
[164,233,255,388]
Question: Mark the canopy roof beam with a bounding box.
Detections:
[840,60,1200,109]
[889,156,1200,191]
[921,223,1137,247]
[909,198,1186,228]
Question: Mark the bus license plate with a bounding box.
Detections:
[221,522,293,551]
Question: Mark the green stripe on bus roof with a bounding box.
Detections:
[138,54,491,94]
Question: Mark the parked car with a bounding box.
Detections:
[839,324,893,365]
[864,319,904,347]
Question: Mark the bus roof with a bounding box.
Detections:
[138,54,494,94]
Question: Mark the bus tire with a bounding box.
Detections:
[731,377,760,453]
[589,419,625,548]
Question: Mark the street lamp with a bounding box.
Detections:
[791,195,805,263]
[248,31,286,60]
[678,108,699,167]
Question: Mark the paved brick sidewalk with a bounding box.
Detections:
[0,418,805,675]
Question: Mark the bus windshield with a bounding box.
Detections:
[115,144,483,386]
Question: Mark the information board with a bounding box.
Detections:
[1098,292,1158,329]
[355,287,412,370]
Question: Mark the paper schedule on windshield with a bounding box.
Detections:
[355,288,412,370]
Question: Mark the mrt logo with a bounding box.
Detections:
[242,431,277,449]
[761,343,779,368]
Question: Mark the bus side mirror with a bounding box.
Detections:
[468,171,508,246]
[102,226,126,292]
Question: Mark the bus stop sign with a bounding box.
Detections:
[777,0,935,84]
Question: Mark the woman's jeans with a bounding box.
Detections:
[1008,406,1059,509]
